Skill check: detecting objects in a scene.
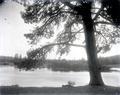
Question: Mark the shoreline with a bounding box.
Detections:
[1,85,120,94]
[1,65,119,72]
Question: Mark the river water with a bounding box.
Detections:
[0,66,120,87]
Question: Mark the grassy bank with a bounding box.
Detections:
[1,85,120,95]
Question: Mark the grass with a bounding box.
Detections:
[1,85,120,95]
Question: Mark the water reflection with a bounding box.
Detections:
[0,66,120,87]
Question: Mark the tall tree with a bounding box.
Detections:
[19,0,120,86]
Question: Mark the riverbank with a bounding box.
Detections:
[1,85,120,95]
[1,55,120,72]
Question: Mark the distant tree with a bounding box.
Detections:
[14,53,19,59]
[15,0,120,86]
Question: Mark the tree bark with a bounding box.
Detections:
[82,7,104,86]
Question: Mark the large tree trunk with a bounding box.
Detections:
[81,4,104,86]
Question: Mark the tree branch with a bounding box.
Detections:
[60,1,83,15]
[93,6,103,21]
[12,0,29,6]
[40,42,85,50]
[37,10,61,33]
[94,21,113,25]
[95,31,108,44]
[96,46,102,53]
[99,14,113,23]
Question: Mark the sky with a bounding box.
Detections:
[0,0,31,57]
[0,0,120,59]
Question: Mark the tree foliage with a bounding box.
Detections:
[101,0,120,26]
[17,0,120,70]
[14,57,39,70]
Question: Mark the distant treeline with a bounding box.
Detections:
[44,59,88,72]
[43,55,120,72]
[0,56,14,66]
[0,55,120,72]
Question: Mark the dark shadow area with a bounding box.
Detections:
[1,85,120,95]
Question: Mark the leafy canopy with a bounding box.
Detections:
[21,0,120,60]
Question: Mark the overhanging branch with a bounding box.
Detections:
[40,42,85,50]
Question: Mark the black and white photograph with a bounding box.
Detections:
[0,0,120,95]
